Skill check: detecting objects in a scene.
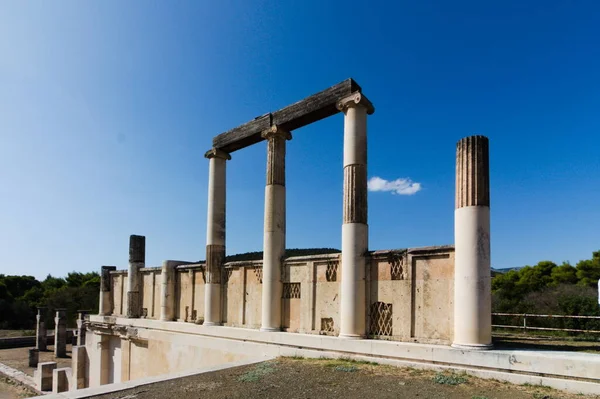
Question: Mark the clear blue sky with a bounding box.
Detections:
[1,1,599,280]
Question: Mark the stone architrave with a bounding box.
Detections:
[54,309,67,358]
[204,148,231,326]
[127,235,145,318]
[36,307,47,351]
[99,266,116,316]
[260,126,291,332]
[453,135,493,350]
[336,92,374,339]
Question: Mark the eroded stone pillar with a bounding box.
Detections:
[29,349,39,367]
[261,126,291,332]
[453,135,493,349]
[127,235,145,318]
[36,307,47,351]
[337,92,374,339]
[204,149,231,326]
[54,309,67,358]
[99,266,116,316]
[76,311,88,346]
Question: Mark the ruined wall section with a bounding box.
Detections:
[105,246,454,344]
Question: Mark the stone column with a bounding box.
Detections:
[453,135,493,349]
[36,307,47,351]
[54,309,67,358]
[203,149,231,326]
[127,235,145,318]
[336,92,374,339]
[160,260,178,321]
[260,126,291,332]
[99,266,116,316]
[76,311,88,346]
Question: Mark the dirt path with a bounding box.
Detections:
[90,357,599,399]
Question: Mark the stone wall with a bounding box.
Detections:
[107,246,454,344]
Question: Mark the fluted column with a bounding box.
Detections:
[99,266,116,316]
[337,92,374,339]
[261,126,291,332]
[204,148,231,326]
[453,135,492,349]
[127,235,145,318]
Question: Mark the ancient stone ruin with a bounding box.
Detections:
[54,79,599,395]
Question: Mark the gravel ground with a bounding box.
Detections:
[0,375,36,399]
[90,357,599,399]
[0,345,72,377]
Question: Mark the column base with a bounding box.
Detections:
[203,322,222,327]
[260,327,281,332]
[451,343,493,351]
[338,333,364,340]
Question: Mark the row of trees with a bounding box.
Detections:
[492,250,600,332]
[0,272,99,329]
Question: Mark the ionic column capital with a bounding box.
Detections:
[336,92,375,115]
[261,125,292,141]
[204,148,232,161]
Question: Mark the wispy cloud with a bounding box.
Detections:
[367,176,422,195]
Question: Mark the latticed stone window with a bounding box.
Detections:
[370,301,393,336]
[282,283,301,299]
[326,260,338,282]
[389,252,405,280]
[320,317,334,334]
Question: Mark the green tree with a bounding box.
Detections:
[576,251,600,287]
[550,262,577,286]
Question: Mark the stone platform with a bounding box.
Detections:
[85,315,600,395]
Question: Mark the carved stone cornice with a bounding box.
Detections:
[336,92,375,115]
[204,148,232,160]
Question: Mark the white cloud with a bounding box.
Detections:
[367,176,422,195]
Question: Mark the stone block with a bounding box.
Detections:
[28,348,39,367]
[52,367,72,393]
[36,361,57,391]
[71,345,88,390]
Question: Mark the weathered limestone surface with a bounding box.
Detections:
[36,307,47,351]
[204,148,230,326]
[127,235,145,318]
[337,92,373,339]
[71,345,88,390]
[54,309,67,358]
[99,266,116,316]
[36,361,57,391]
[453,135,492,349]
[261,126,291,332]
[161,261,191,321]
[52,367,72,393]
